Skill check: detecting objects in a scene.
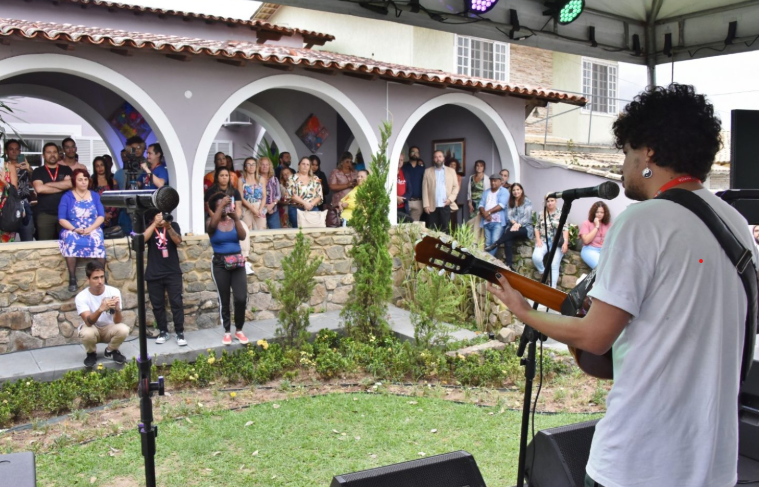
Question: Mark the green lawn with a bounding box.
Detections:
[37,393,601,487]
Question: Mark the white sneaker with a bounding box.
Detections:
[156,332,168,344]
[176,333,187,347]
[245,262,255,275]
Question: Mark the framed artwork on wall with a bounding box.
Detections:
[109,102,152,140]
[432,138,466,174]
[296,113,330,153]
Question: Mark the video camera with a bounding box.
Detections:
[123,146,146,190]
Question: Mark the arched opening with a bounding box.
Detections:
[0,54,189,230]
[388,93,521,225]
[193,74,379,232]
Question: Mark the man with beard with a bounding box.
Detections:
[422,149,459,234]
[401,146,425,221]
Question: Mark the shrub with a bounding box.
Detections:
[341,122,393,341]
[268,230,322,348]
[410,268,463,348]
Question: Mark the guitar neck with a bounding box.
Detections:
[466,257,568,313]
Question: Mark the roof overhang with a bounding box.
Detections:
[255,0,759,66]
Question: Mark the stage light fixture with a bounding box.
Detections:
[409,0,421,13]
[359,2,389,15]
[467,0,498,14]
[543,0,584,25]
[663,33,672,57]
[632,34,642,56]
[509,9,520,39]
[588,26,597,47]
[725,21,738,45]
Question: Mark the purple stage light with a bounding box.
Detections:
[468,0,498,14]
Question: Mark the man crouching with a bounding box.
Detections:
[76,261,129,367]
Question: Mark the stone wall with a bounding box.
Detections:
[0,227,410,354]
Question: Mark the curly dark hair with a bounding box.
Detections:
[612,83,721,182]
[588,201,611,224]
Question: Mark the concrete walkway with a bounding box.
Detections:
[0,305,478,384]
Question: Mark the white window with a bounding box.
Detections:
[456,35,509,82]
[582,58,618,114]
[206,140,233,173]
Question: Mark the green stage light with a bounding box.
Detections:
[544,0,585,25]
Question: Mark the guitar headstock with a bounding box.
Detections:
[414,235,475,278]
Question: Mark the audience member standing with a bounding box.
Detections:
[259,157,280,230]
[278,167,293,228]
[478,173,508,256]
[90,156,119,229]
[579,201,612,270]
[239,157,267,231]
[533,196,569,288]
[58,169,106,292]
[396,152,412,223]
[60,137,87,172]
[0,150,19,243]
[140,143,169,190]
[422,150,459,234]
[207,192,249,346]
[204,152,238,192]
[144,211,186,346]
[500,168,511,190]
[328,152,358,207]
[76,261,129,367]
[114,149,127,190]
[467,160,489,240]
[288,157,324,228]
[310,155,330,209]
[32,142,73,240]
[274,152,292,179]
[402,146,425,221]
[204,167,242,221]
[4,140,34,241]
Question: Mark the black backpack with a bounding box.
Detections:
[0,183,24,233]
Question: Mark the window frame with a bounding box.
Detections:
[581,57,619,116]
[454,34,509,82]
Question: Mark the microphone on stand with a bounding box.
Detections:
[546,181,620,201]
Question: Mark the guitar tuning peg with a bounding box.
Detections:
[450,272,456,281]
[451,241,458,249]
[426,266,434,272]
[438,269,446,276]
[460,248,469,253]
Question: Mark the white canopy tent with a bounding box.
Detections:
[257,0,759,86]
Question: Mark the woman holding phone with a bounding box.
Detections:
[204,166,242,222]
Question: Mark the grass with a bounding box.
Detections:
[35,393,601,487]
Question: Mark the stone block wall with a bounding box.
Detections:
[0,227,414,354]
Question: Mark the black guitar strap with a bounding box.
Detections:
[656,188,758,384]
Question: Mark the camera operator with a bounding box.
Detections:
[140,143,168,190]
[122,136,147,190]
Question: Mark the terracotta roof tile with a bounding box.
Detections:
[52,0,335,42]
[0,17,586,106]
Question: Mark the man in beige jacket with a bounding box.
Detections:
[422,150,460,234]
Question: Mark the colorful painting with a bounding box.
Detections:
[433,138,466,174]
[109,102,152,140]
[295,114,329,153]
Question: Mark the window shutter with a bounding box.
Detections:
[456,36,470,76]
[494,43,508,82]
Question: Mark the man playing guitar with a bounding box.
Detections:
[490,84,759,487]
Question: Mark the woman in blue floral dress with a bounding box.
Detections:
[59,168,106,292]
[238,157,267,230]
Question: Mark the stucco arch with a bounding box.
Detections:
[193,74,380,232]
[388,93,521,225]
[236,101,299,162]
[0,54,190,230]
[0,84,123,165]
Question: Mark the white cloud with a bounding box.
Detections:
[115,0,262,20]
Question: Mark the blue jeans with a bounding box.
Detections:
[17,200,35,242]
[581,245,602,269]
[483,222,504,256]
[266,209,280,229]
[533,242,563,288]
[288,206,318,228]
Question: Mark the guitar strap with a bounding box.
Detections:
[656,188,758,384]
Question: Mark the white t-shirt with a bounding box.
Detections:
[585,189,758,487]
[484,191,502,224]
[75,285,122,329]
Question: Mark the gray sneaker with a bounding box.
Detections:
[176,333,187,347]
[156,332,169,344]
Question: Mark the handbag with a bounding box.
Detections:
[103,225,124,239]
[223,253,246,271]
[297,209,327,228]
[0,183,24,233]
[324,204,342,228]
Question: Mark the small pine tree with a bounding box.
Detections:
[410,269,462,348]
[341,122,393,341]
[267,231,323,348]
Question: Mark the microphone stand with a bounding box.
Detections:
[515,198,573,487]
[128,206,164,487]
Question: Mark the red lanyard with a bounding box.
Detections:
[45,164,59,182]
[655,175,701,197]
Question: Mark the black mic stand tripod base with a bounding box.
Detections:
[128,208,165,487]
[515,199,573,487]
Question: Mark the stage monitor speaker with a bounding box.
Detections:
[730,110,759,190]
[740,359,759,461]
[0,451,37,487]
[330,450,487,487]
[524,419,598,487]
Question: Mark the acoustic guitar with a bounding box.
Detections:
[414,235,613,380]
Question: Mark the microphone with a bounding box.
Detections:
[100,186,180,214]
[546,181,620,201]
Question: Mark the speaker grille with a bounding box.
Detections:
[526,420,598,487]
[330,450,486,487]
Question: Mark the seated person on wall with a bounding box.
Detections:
[139,143,169,190]
[328,152,358,208]
[76,261,129,367]
[579,201,612,270]
[90,156,120,229]
[478,173,509,257]
[288,157,324,228]
[338,169,368,226]
[532,196,569,289]
[59,168,107,293]
[32,142,73,241]
[144,211,186,346]
[485,183,534,270]
[207,192,249,346]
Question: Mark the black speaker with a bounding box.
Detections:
[524,420,598,487]
[730,110,759,190]
[330,450,487,487]
[0,451,37,487]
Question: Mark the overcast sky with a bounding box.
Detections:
[125,0,759,131]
